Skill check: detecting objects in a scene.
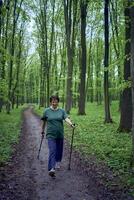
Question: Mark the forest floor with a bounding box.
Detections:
[0,108,134,200]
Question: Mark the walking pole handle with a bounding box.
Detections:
[71,123,76,128]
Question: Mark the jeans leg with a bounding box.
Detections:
[48,138,56,171]
[55,138,64,162]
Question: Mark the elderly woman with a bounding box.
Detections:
[41,95,75,177]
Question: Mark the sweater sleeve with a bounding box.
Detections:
[41,109,47,121]
[62,109,68,120]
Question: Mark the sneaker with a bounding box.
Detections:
[55,162,61,169]
[48,168,55,177]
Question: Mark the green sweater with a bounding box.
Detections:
[42,107,68,139]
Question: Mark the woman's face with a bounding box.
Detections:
[51,99,59,109]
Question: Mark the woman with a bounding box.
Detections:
[41,95,75,177]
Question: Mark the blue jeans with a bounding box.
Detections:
[47,138,63,171]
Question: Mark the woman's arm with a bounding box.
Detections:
[41,119,46,134]
[65,117,75,128]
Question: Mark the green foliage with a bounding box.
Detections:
[118,79,132,92]
[0,79,8,101]
[0,107,23,164]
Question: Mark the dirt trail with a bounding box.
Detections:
[0,108,133,200]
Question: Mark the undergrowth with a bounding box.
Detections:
[0,107,23,164]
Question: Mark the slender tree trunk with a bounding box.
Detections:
[63,0,73,113]
[110,0,122,86]
[12,26,23,108]
[43,1,49,106]
[63,0,78,113]
[0,1,4,112]
[54,39,58,91]
[0,0,2,37]
[86,28,93,103]
[104,0,112,122]
[36,18,45,107]
[0,0,10,111]
[48,0,55,71]
[130,1,134,168]
[1,0,10,80]
[95,39,102,105]
[47,0,55,105]
[78,0,87,115]
[37,0,48,107]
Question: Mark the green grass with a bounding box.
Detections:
[68,102,133,191]
[0,107,23,164]
[69,102,131,169]
[35,101,134,193]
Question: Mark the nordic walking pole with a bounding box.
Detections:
[37,132,44,160]
[68,125,75,170]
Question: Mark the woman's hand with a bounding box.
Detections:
[71,123,76,129]
[41,131,45,137]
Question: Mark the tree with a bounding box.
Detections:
[0,0,3,36]
[130,0,134,167]
[110,0,123,88]
[94,38,103,105]
[7,0,24,113]
[0,0,10,111]
[63,0,78,113]
[86,28,93,103]
[78,0,87,115]
[118,0,132,132]
[34,0,57,107]
[104,0,112,122]
[11,22,24,108]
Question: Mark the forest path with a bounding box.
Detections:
[0,108,96,200]
[0,108,133,200]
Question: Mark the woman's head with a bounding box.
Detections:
[50,95,59,109]
[50,95,59,103]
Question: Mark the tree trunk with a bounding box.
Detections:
[118,1,132,132]
[63,0,73,113]
[7,0,23,113]
[78,0,87,115]
[86,28,93,103]
[0,1,3,112]
[0,0,10,111]
[110,0,122,86]
[11,25,23,109]
[43,1,49,106]
[130,1,134,167]
[7,0,17,113]
[48,0,55,70]
[104,0,112,123]
[0,0,2,37]
[63,0,78,113]
[95,38,102,105]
